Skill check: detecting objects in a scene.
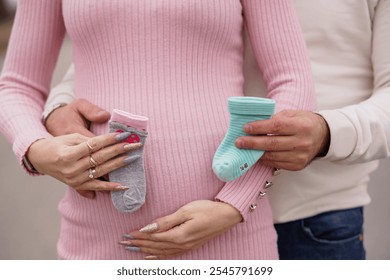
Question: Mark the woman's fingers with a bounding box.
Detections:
[78,142,142,171]
[73,131,132,159]
[74,179,129,192]
[28,131,144,190]
[57,132,142,185]
[68,153,140,186]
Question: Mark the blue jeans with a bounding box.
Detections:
[274,207,365,260]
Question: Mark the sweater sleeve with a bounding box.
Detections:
[215,0,316,220]
[319,0,390,163]
[0,0,65,173]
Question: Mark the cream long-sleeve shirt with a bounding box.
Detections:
[246,0,390,222]
[45,0,390,223]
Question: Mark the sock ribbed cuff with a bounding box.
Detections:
[111,109,149,131]
[228,97,275,116]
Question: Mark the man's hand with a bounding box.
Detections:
[120,200,242,259]
[45,99,110,137]
[236,110,330,171]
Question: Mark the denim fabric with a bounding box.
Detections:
[274,207,365,260]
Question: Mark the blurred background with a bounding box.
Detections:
[0,0,389,260]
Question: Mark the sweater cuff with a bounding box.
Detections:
[317,110,357,161]
[13,129,53,176]
[214,163,273,222]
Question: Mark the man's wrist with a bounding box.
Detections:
[42,103,68,125]
[315,113,331,157]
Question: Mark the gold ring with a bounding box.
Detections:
[86,141,94,154]
[88,168,96,180]
[89,156,98,168]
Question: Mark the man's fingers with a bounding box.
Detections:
[236,135,303,151]
[259,153,310,171]
[244,110,299,135]
[70,126,97,138]
[74,99,110,123]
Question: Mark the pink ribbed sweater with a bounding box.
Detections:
[0,0,315,259]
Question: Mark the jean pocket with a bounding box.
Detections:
[301,207,364,244]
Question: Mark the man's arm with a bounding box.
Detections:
[318,0,390,163]
[237,0,390,170]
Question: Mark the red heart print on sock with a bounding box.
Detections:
[116,129,141,143]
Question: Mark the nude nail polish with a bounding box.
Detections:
[114,185,129,190]
[124,142,142,151]
[139,223,159,233]
[118,240,132,246]
[144,255,158,260]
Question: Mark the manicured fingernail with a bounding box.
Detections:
[139,223,159,233]
[114,185,129,190]
[124,142,142,151]
[124,155,141,164]
[125,246,140,252]
[118,240,132,246]
[243,124,252,133]
[115,132,131,141]
[122,234,134,239]
[144,255,158,260]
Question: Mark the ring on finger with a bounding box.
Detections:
[88,167,96,180]
[89,155,98,168]
[86,141,94,154]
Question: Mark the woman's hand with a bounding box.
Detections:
[120,200,243,259]
[26,132,141,198]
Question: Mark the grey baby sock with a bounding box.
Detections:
[109,109,149,213]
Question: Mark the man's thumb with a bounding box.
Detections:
[76,99,110,123]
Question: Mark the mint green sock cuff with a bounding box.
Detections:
[228,97,275,116]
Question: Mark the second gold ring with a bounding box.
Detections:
[89,156,98,168]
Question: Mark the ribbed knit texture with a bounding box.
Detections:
[0,0,315,259]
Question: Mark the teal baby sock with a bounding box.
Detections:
[212,97,275,182]
[109,109,149,213]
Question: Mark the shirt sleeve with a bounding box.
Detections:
[319,0,390,163]
[0,0,65,174]
[215,0,317,221]
[43,64,76,117]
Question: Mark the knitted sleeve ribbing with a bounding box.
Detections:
[0,0,65,174]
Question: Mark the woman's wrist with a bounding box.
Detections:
[25,138,47,174]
